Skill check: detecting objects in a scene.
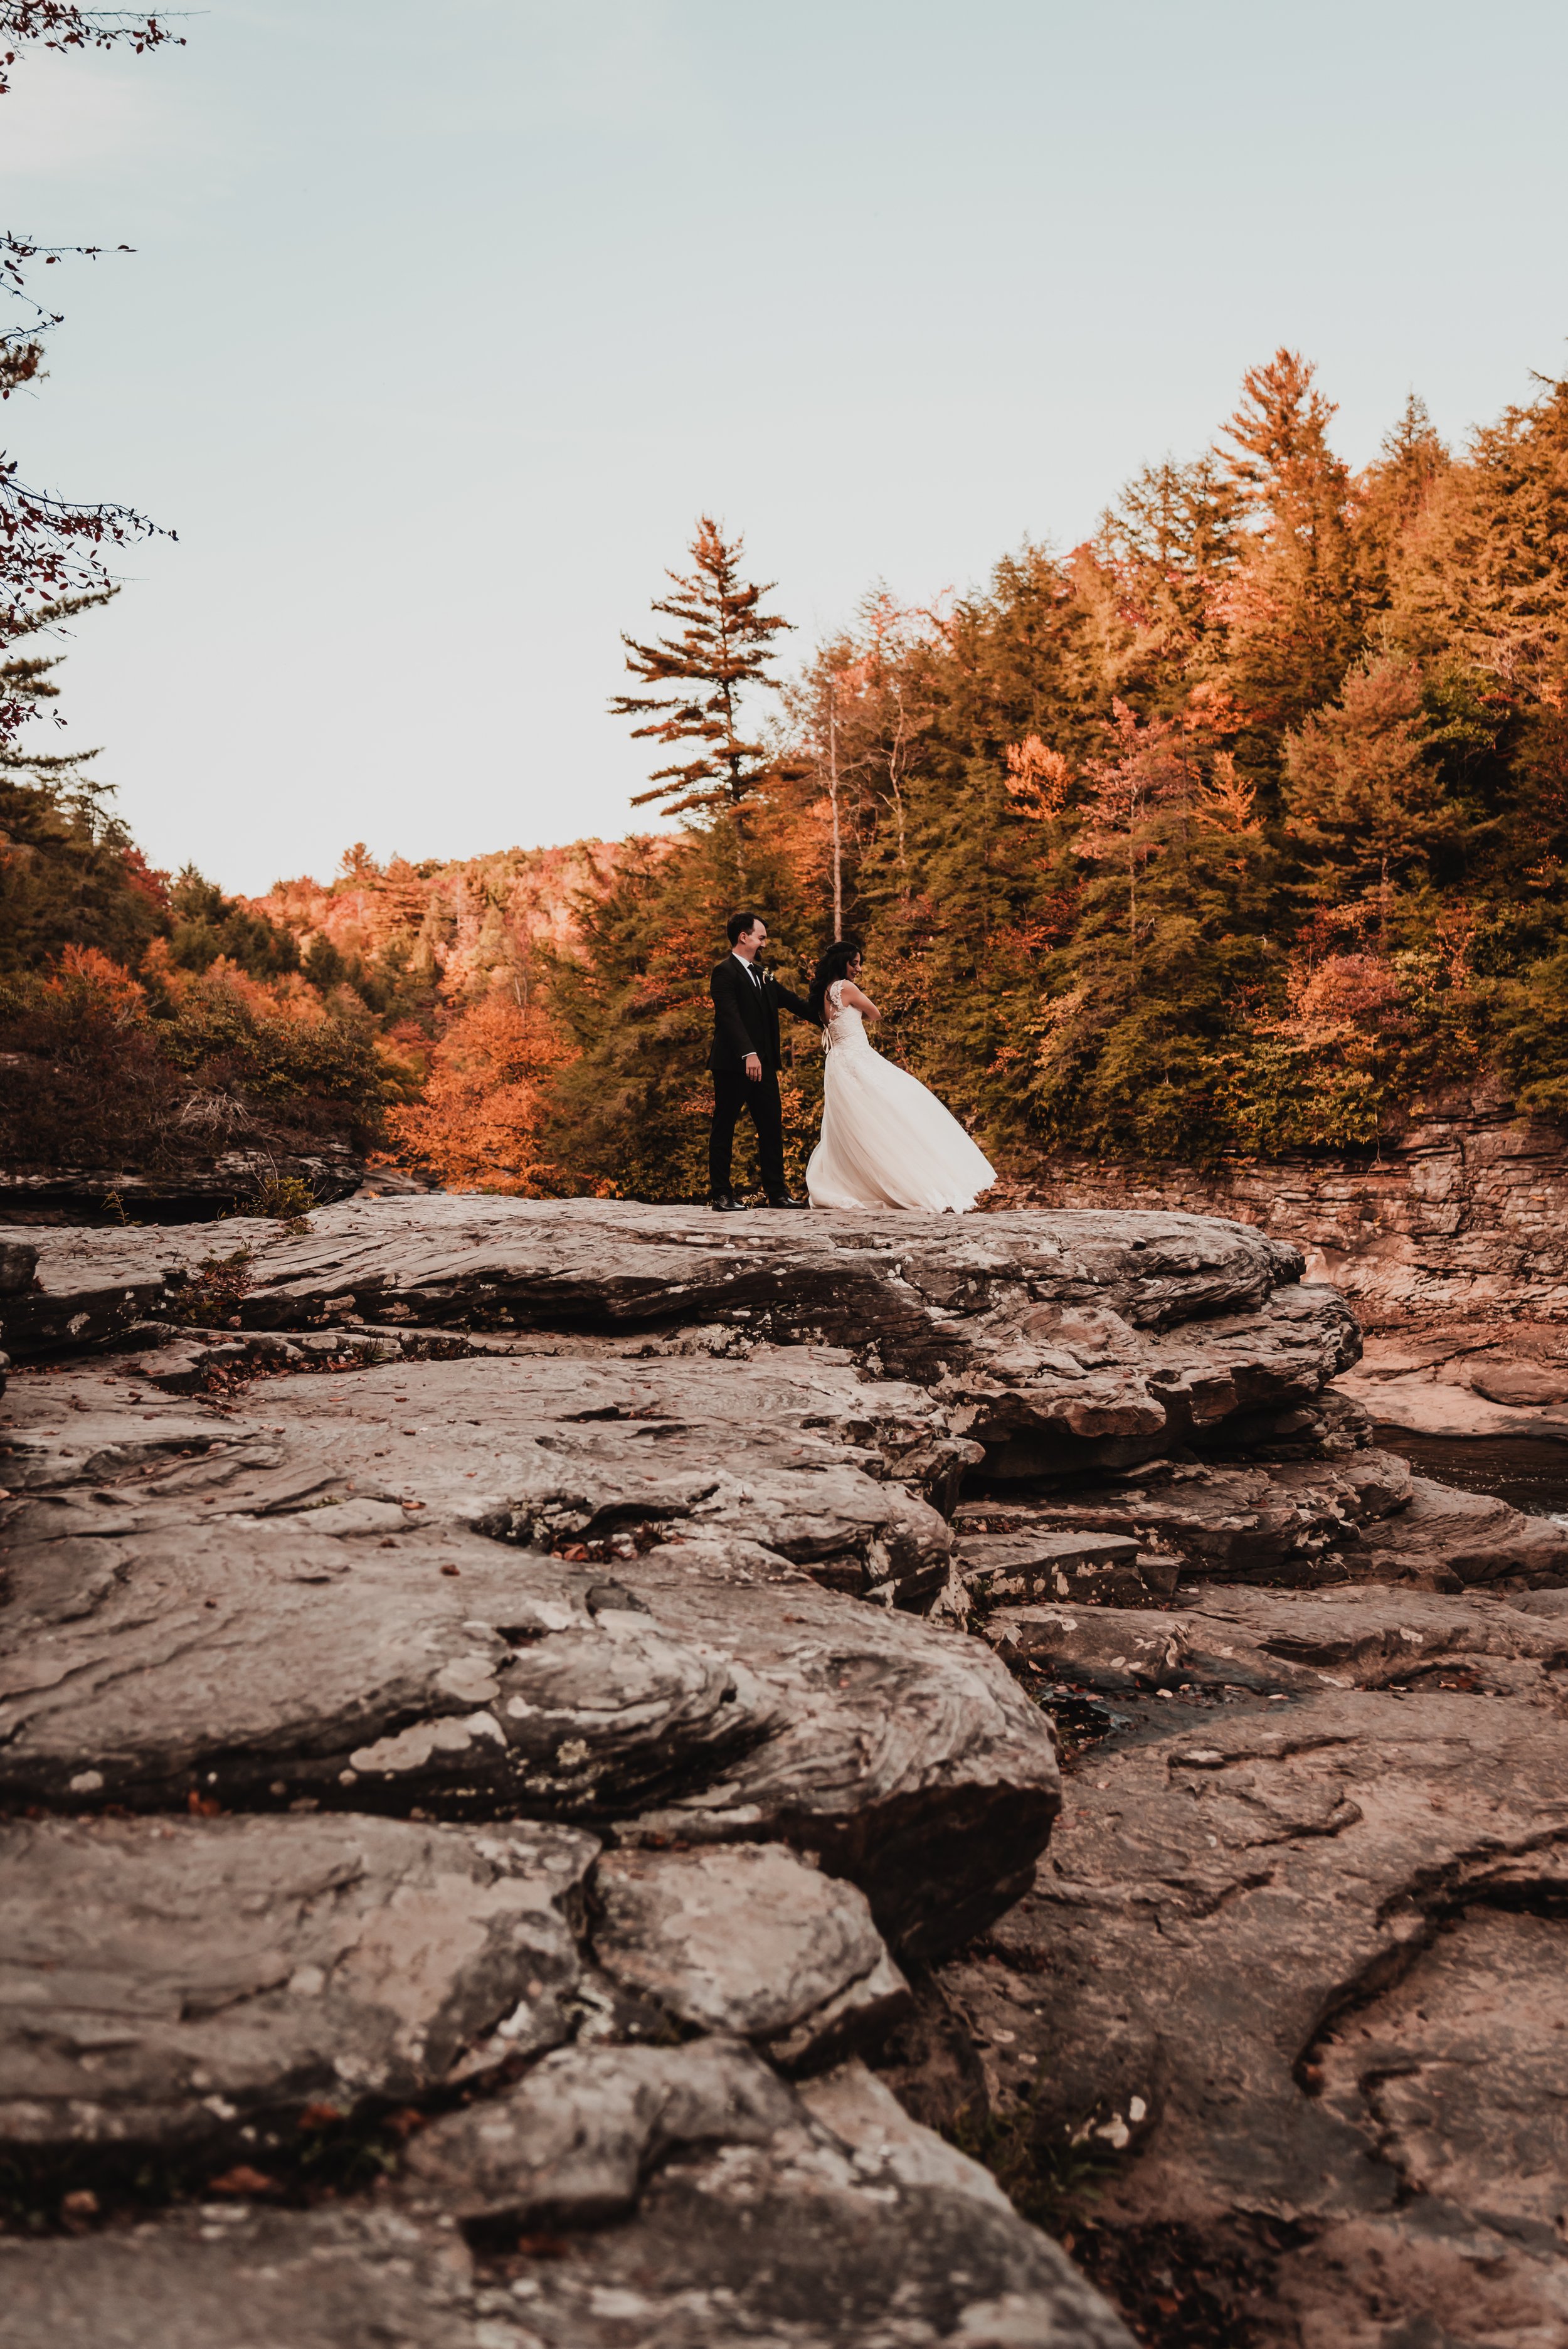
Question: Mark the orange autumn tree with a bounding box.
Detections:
[387,989,568,1194]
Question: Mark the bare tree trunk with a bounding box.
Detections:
[829,684,842,938]
[887,689,910,904]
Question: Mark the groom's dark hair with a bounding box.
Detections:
[726,910,763,946]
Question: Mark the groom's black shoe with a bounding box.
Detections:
[763,1192,810,1209]
[709,1191,746,1212]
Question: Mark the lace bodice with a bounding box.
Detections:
[823,978,870,1054]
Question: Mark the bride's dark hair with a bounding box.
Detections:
[808,938,864,1028]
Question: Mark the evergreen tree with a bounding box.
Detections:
[1089,455,1242,719]
[545,816,820,1202]
[1391,372,1568,697]
[1354,393,1449,611]
[1217,349,1363,746]
[1281,656,1478,935]
[610,518,794,841]
[1027,704,1273,1155]
[167,864,302,980]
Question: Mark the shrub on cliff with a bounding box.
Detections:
[0,948,386,1172]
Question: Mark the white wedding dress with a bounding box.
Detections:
[805,982,995,1212]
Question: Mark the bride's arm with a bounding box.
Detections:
[840,980,880,1020]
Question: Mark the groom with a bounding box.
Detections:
[708,912,812,1211]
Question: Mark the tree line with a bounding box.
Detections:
[7,342,1568,1197]
[4,10,1567,1201]
[536,349,1568,1194]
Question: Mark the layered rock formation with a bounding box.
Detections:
[1001,1086,1568,1326]
[3,1197,1565,2346]
[0,1146,368,1222]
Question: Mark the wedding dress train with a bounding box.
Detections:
[805,982,995,1212]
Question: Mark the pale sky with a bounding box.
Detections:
[4,0,1568,895]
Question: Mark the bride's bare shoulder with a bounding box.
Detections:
[840,980,879,1016]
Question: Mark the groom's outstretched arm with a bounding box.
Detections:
[770,980,813,1022]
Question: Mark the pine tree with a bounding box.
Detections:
[1391,373,1568,696]
[1089,455,1243,718]
[1216,349,1362,743]
[1027,703,1272,1155]
[1281,655,1475,934]
[1355,393,1448,611]
[610,518,793,839]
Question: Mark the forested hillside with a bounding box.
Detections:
[6,346,1568,1202]
[554,351,1568,1197]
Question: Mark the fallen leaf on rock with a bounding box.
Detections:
[206,2166,280,2197]
[297,2104,344,2131]
[380,2108,428,2141]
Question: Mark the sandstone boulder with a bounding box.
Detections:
[0,1362,1057,1957]
[2,1201,1358,1483]
[590,1843,909,2069]
[1,2062,1137,2348]
[954,1441,1568,1592]
[0,1813,596,2156]
[985,1579,1568,1695]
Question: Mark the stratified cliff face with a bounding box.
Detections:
[2,1199,1566,2346]
[1003,1085,1568,1326]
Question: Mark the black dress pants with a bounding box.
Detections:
[710,1066,785,1198]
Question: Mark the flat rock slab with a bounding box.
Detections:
[1469,1355,1568,1406]
[987,1580,1568,1695]
[0,1813,595,2156]
[0,2207,485,2349]
[913,1680,1568,2343]
[1352,1469,1568,1586]
[1,2060,1136,2348]
[1342,1327,1568,1442]
[955,1445,1568,1591]
[954,1529,1175,1609]
[2,1350,960,1609]
[3,1353,957,1606]
[956,1455,1409,1584]
[2,1199,1359,1476]
[2,1196,1303,1342]
[0,1368,1057,1956]
[590,1843,909,2069]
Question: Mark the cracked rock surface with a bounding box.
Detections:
[897,1599,1568,2343]
[5,1195,1568,2345]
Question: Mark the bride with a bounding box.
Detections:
[805,939,995,1212]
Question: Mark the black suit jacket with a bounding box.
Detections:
[708,955,812,1074]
